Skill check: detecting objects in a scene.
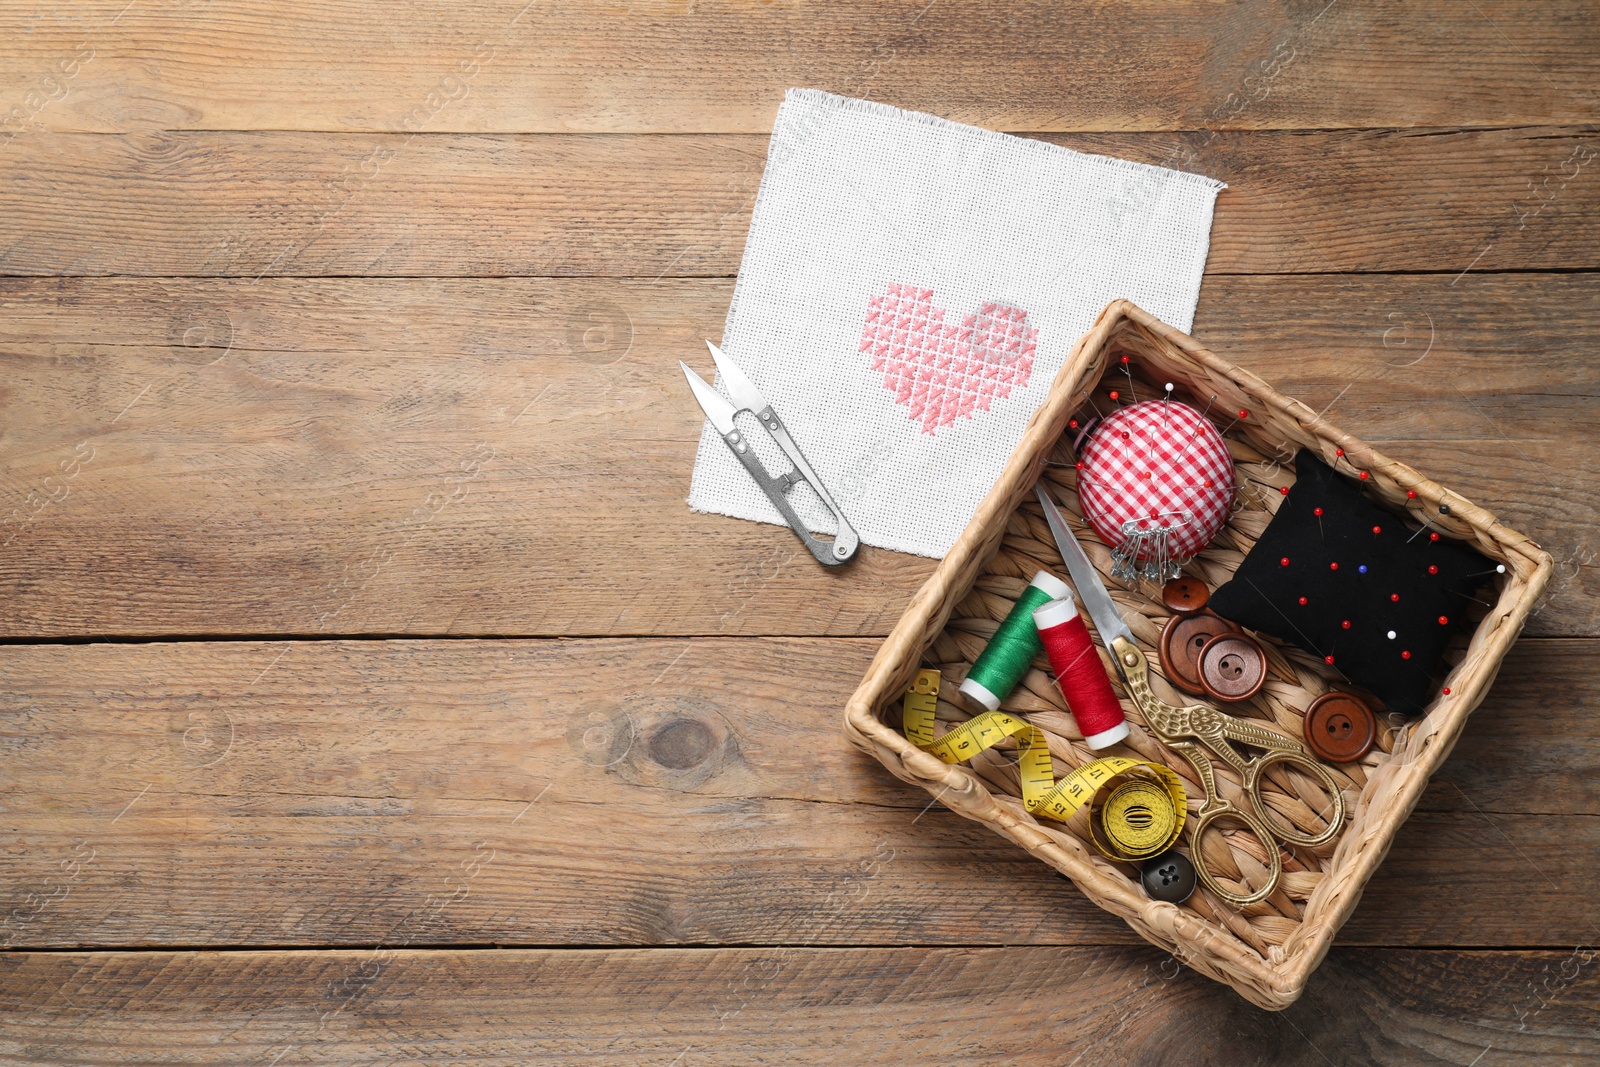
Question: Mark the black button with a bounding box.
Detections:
[1141,851,1197,904]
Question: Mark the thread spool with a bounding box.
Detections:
[959,570,1072,711]
[1032,592,1130,750]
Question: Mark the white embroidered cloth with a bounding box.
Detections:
[687,89,1225,558]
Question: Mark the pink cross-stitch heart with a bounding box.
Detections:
[860,282,1038,434]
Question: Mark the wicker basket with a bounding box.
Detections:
[843,299,1552,1009]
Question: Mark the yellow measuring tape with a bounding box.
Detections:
[902,668,1186,861]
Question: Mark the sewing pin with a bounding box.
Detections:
[1150,383,1175,466]
[1171,395,1218,469]
[1118,423,1136,468]
[1119,354,1139,403]
[1331,447,1366,480]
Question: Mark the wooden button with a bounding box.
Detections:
[1304,692,1377,763]
[1197,632,1267,702]
[1161,577,1210,615]
[1158,612,1242,696]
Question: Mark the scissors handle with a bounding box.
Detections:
[1109,635,1344,908]
[1243,749,1346,848]
[1179,744,1285,908]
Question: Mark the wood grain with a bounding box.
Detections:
[1,1,1596,135]
[2,0,1593,1047]
[0,637,1591,950]
[1,127,1598,278]
[2,946,1596,1064]
[0,274,1592,638]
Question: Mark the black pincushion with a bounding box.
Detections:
[1208,451,1494,716]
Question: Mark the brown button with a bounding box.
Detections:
[1197,632,1267,702]
[1304,692,1377,763]
[1159,612,1242,696]
[1161,577,1210,615]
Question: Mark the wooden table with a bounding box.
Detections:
[2,3,1597,1062]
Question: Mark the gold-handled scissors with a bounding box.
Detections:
[1036,485,1345,907]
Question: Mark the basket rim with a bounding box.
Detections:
[842,298,1555,1008]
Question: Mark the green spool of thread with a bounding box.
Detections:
[959,570,1073,711]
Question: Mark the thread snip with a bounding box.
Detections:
[959,570,1072,711]
[1033,593,1130,749]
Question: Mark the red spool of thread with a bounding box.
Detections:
[1033,593,1130,750]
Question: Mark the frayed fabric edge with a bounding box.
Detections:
[781,87,1229,194]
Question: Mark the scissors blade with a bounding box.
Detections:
[680,361,737,435]
[705,340,767,415]
[1035,484,1136,648]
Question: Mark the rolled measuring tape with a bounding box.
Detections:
[904,669,1184,860]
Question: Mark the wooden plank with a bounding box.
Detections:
[2,947,1596,1063]
[0,273,1592,638]
[1,127,1598,278]
[0,637,1592,950]
[1,2,1595,136]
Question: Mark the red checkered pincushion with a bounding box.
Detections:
[1076,400,1235,563]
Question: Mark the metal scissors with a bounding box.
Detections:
[681,341,859,567]
[1036,484,1345,907]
